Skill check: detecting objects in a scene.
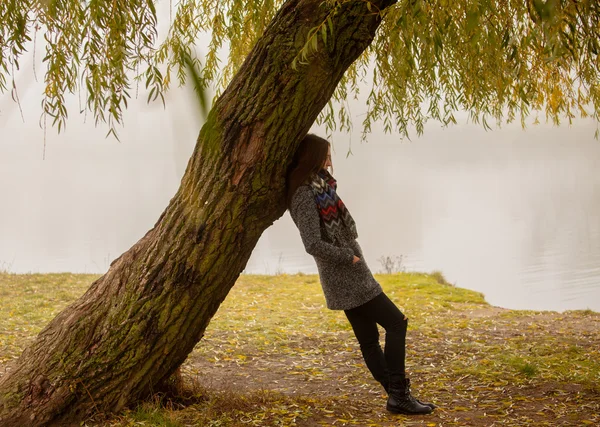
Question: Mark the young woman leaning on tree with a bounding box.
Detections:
[286,134,435,415]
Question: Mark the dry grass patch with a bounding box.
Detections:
[1,272,598,426]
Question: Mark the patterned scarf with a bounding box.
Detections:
[309,169,358,241]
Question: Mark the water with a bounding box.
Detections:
[244,124,600,312]
[1,90,599,311]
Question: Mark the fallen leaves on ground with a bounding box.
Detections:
[1,272,598,426]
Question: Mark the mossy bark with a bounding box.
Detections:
[0,0,396,425]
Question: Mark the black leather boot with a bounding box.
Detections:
[380,379,436,410]
[386,378,433,415]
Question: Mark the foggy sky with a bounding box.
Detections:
[1,10,599,312]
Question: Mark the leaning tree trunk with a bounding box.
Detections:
[0,0,396,425]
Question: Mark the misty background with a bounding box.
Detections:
[1,13,599,313]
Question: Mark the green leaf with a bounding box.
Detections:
[327,17,334,38]
[466,10,480,34]
[147,86,156,103]
[311,32,318,52]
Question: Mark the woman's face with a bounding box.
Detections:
[322,145,332,172]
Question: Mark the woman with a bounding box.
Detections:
[286,134,434,415]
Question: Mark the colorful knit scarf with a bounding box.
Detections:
[309,169,358,241]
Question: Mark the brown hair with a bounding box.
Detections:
[286,134,329,208]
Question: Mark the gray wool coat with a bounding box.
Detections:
[289,184,383,310]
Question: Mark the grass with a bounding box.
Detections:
[0,273,99,364]
[1,272,599,426]
[428,270,452,286]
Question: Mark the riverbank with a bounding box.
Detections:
[1,272,598,426]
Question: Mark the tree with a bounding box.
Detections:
[0,0,598,425]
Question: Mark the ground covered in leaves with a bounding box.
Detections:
[1,272,598,426]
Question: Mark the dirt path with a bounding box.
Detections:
[185,304,600,426]
[2,273,598,426]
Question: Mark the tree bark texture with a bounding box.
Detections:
[0,0,396,425]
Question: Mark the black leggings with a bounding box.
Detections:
[344,292,408,385]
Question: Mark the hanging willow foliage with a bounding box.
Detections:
[1,0,599,138]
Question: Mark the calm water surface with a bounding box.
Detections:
[244,127,600,312]
[1,114,599,312]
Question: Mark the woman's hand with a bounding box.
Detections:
[352,256,361,264]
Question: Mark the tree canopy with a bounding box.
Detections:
[1,2,599,425]
[1,0,599,138]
